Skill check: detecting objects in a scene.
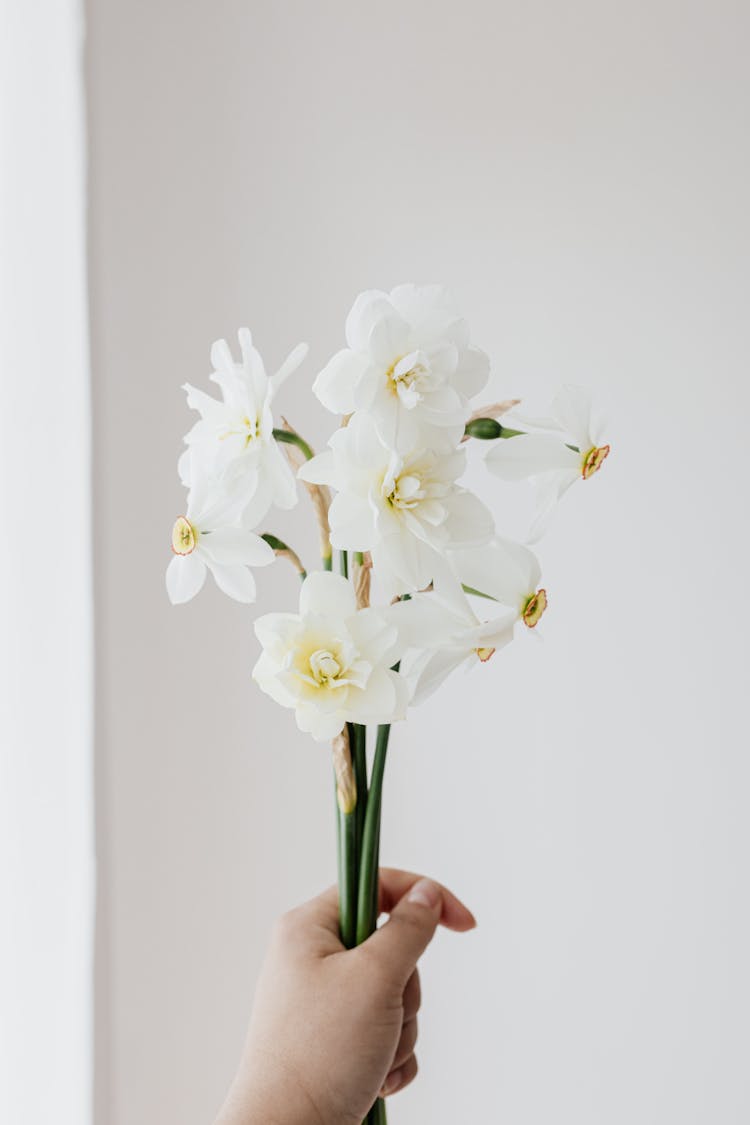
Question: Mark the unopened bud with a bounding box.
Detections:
[332,728,357,815]
[465,417,504,440]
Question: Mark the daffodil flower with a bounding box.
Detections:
[252,572,412,741]
[485,384,610,542]
[180,328,308,528]
[166,491,274,605]
[299,413,494,597]
[313,284,489,452]
[392,578,517,705]
[449,537,548,630]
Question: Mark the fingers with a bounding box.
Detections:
[381,1053,418,1098]
[377,868,476,932]
[391,1015,418,1070]
[403,969,421,1022]
[359,878,444,988]
[276,869,476,963]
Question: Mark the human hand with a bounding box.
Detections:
[214,868,476,1125]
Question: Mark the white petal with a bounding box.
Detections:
[252,650,297,707]
[166,554,207,605]
[347,665,398,724]
[254,611,302,657]
[271,342,309,393]
[313,349,369,415]
[347,609,398,666]
[298,449,339,487]
[345,290,391,352]
[443,490,495,547]
[299,571,357,619]
[200,528,274,567]
[366,308,410,367]
[177,448,193,488]
[265,441,298,509]
[526,471,580,543]
[295,702,346,742]
[552,384,594,450]
[406,646,468,706]
[207,561,258,603]
[238,474,273,529]
[486,433,580,481]
[452,346,490,399]
[328,492,376,551]
[451,538,541,607]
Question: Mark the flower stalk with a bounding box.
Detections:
[261,533,307,580]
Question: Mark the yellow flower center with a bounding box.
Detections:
[309,649,342,685]
[476,646,496,663]
[581,444,610,480]
[171,516,197,555]
[386,472,425,510]
[385,354,429,400]
[219,415,261,447]
[522,588,548,628]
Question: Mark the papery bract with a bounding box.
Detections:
[252,572,412,741]
[181,328,307,528]
[485,384,610,542]
[299,413,494,597]
[313,284,489,452]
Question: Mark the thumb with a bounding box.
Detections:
[360,878,443,988]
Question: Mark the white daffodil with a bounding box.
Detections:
[449,537,548,630]
[166,489,274,605]
[392,578,516,706]
[485,384,610,542]
[313,284,490,452]
[252,572,411,742]
[181,328,308,528]
[299,413,494,597]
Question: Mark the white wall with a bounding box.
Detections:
[1,1,93,1121]
[87,2,750,1122]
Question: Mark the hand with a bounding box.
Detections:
[214,868,476,1125]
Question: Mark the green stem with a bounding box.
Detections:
[323,553,333,572]
[260,533,307,581]
[356,723,391,946]
[272,427,315,461]
[340,550,349,579]
[351,724,367,864]
[367,1099,387,1124]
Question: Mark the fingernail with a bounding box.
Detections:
[381,1067,403,1096]
[407,878,441,910]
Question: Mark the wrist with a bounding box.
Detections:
[216,1046,347,1125]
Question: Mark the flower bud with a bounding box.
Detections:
[465,417,504,440]
[332,728,357,815]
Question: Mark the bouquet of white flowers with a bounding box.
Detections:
[167,284,610,1124]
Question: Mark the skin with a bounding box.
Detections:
[214,868,477,1125]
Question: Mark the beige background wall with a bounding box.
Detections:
[87,2,750,1122]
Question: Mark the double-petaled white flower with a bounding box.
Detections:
[299,413,494,597]
[252,572,411,741]
[313,284,490,452]
[485,384,610,542]
[180,328,308,528]
[449,537,548,629]
[392,578,517,705]
[166,488,275,605]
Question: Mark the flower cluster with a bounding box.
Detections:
[168,284,611,741]
[166,328,308,604]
